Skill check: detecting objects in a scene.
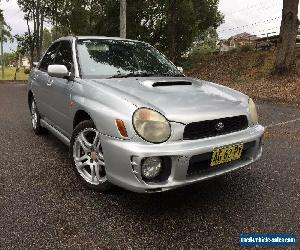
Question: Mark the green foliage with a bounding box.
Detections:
[15,33,31,56]
[42,28,52,53]
[16,0,224,63]
[189,27,219,57]
[34,0,223,63]
[121,0,224,62]
[240,44,255,52]
[3,52,18,66]
[0,10,13,43]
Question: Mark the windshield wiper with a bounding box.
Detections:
[158,73,185,77]
[107,72,158,79]
[107,71,185,79]
[107,73,136,79]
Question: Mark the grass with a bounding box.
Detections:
[0,67,29,81]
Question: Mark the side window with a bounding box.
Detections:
[55,41,73,71]
[39,42,60,71]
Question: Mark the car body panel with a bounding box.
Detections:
[89,77,249,124]
[70,78,138,138]
[45,77,74,137]
[101,125,264,193]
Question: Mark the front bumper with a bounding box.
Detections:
[101,125,265,193]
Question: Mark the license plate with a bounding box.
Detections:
[210,143,244,167]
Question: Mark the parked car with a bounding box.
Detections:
[28,36,264,193]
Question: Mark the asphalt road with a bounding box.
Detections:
[0,84,299,249]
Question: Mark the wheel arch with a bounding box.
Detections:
[73,109,93,129]
[28,90,34,109]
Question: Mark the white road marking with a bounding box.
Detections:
[266,118,300,128]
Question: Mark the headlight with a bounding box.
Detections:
[133,108,171,143]
[249,98,258,124]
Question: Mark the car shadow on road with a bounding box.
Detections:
[109,170,262,211]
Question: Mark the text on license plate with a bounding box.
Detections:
[210,143,244,167]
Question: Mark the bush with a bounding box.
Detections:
[240,44,255,52]
[24,68,30,74]
[227,47,240,54]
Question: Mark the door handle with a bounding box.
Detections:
[47,79,54,87]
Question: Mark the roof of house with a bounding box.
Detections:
[228,32,259,41]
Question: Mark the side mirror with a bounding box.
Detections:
[177,66,184,73]
[48,65,69,78]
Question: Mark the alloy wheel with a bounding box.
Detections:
[73,128,107,185]
[31,100,38,130]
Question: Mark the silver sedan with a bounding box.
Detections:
[28,36,264,193]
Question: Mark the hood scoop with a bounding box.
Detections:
[141,80,192,88]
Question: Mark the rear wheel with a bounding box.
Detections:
[30,98,47,134]
[70,120,112,191]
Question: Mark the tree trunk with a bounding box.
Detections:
[26,17,34,68]
[32,7,37,62]
[36,0,41,60]
[168,0,177,63]
[39,11,44,55]
[274,0,299,74]
[0,18,3,79]
[120,0,126,38]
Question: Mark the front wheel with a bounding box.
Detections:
[70,120,113,192]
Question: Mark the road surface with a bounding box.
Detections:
[0,84,299,249]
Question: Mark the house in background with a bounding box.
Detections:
[255,34,300,51]
[219,32,300,53]
[218,32,258,52]
[21,57,30,69]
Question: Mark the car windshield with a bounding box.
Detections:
[76,39,184,79]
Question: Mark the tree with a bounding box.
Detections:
[274,0,299,75]
[125,0,223,63]
[0,10,13,43]
[190,27,219,56]
[18,0,49,62]
[15,33,31,67]
[18,0,223,64]
[0,10,13,78]
[42,28,52,52]
[3,52,18,66]
[120,0,126,38]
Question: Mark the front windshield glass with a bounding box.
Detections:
[76,39,183,79]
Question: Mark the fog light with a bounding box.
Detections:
[141,157,162,179]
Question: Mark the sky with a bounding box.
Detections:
[217,0,284,39]
[0,0,291,52]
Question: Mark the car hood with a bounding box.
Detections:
[91,77,249,124]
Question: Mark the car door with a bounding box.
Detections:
[33,42,60,118]
[45,40,74,137]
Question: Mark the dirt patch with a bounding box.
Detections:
[0,80,27,84]
[187,51,300,106]
[264,130,300,141]
[230,76,300,106]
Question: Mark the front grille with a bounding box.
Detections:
[187,141,256,178]
[183,115,248,140]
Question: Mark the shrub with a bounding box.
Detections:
[240,44,255,52]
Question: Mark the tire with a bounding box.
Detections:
[70,120,113,192]
[30,97,47,135]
